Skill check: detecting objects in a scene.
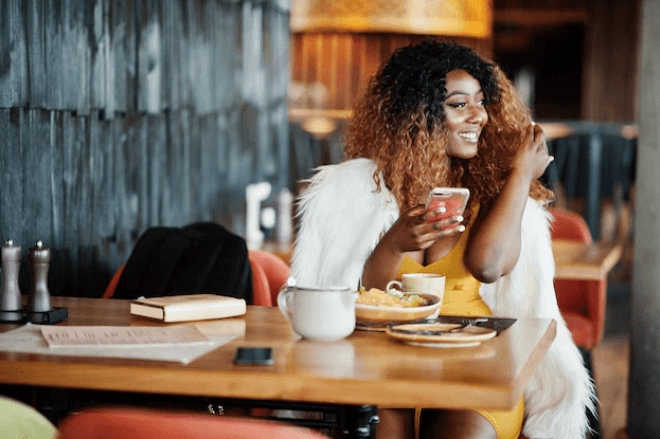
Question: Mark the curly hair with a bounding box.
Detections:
[344,39,553,221]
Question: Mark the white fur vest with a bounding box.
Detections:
[291,158,596,439]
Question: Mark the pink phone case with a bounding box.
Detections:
[425,188,470,222]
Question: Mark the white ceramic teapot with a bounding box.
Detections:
[277,278,358,341]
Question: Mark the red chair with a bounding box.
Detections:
[102,265,125,299]
[58,406,331,439]
[551,208,607,350]
[249,250,290,307]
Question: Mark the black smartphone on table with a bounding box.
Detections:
[233,347,274,365]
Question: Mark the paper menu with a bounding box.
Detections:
[41,324,212,348]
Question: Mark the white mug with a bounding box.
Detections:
[277,282,359,342]
[386,273,445,312]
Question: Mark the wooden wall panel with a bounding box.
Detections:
[0,1,29,107]
[0,110,23,244]
[581,0,641,121]
[493,0,641,122]
[27,0,47,109]
[290,32,492,112]
[0,0,291,297]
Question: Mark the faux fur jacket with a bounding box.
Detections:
[291,158,596,439]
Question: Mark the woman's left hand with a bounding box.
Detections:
[513,123,554,181]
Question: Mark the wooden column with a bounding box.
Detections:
[627,0,660,437]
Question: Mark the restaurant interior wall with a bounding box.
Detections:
[0,0,291,298]
[492,0,642,122]
[290,0,641,125]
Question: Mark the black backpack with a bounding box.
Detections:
[112,222,253,304]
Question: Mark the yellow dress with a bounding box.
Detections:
[396,216,524,439]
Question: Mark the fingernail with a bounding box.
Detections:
[455,216,464,223]
[549,156,555,163]
[457,225,466,232]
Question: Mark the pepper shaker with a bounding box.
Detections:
[27,240,51,313]
[0,239,24,321]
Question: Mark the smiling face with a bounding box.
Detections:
[443,69,488,159]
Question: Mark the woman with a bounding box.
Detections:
[291,40,595,439]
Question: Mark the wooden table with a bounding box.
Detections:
[0,297,555,414]
[552,239,622,280]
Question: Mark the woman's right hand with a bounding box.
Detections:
[512,123,554,182]
[383,204,465,254]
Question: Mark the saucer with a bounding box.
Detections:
[385,323,497,348]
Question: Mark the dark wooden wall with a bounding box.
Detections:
[0,0,290,297]
[581,0,642,122]
[290,32,492,112]
[493,0,642,122]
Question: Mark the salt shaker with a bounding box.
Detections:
[0,239,24,321]
[27,240,51,313]
[275,188,293,243]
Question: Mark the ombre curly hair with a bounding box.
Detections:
[344,39,553,220]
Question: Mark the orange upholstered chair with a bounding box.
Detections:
[249,250,290,307]
[58,406,331,439]
[102,265,125,299]
[551,208,607,350]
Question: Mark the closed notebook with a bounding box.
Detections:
[130,294,247,323]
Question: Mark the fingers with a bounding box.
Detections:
[412,225,463,248]
[533,122,543,138]
[422,205,446,222]
[533,123,546,145]
[524,123,535,144]
[436,224,465,239]
[411,216,464,244]
[407,205,426,218]
[431,215,463,231]
[531,123,552,158]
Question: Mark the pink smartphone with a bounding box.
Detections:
[425,187,470,223]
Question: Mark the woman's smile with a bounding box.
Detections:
[457,131,480,143]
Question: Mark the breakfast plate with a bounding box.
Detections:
[355,292,441,329]
[385,323,497,348]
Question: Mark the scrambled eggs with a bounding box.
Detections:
[357,287,429,308]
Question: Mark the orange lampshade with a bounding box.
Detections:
[290,0,492,38]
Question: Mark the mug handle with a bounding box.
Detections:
[386,280,403,292]
[277,287,293,319]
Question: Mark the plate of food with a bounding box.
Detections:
[355,288,441,329]
[385,322,497,348]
